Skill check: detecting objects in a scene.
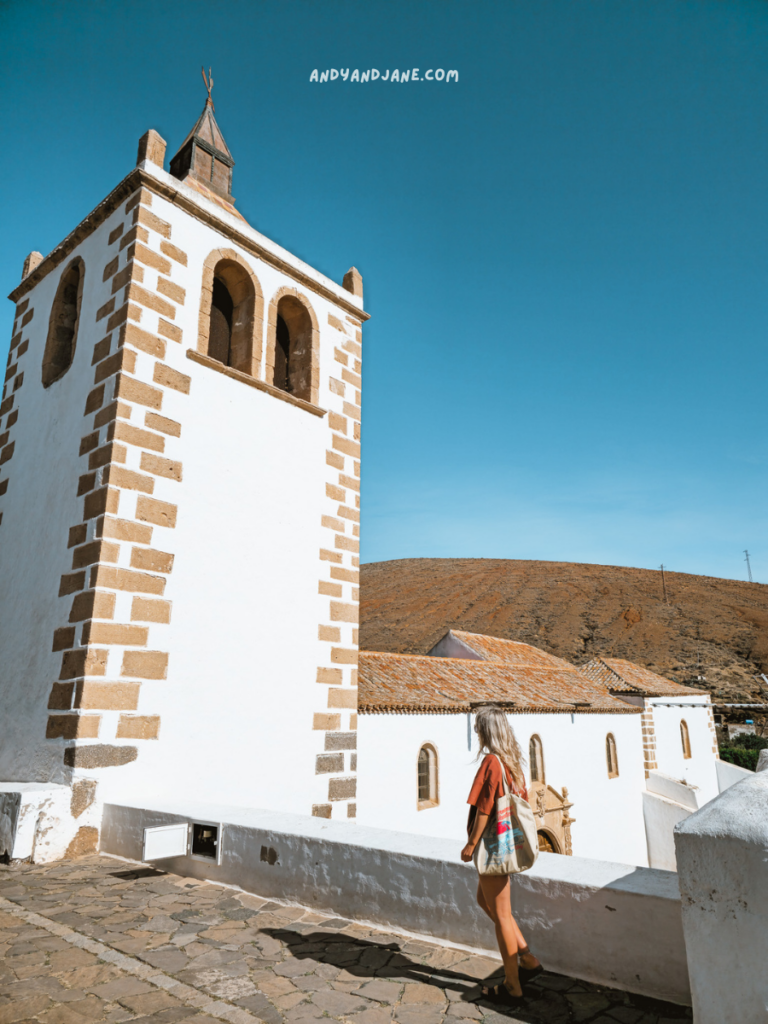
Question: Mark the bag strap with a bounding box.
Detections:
[494,754,511,797]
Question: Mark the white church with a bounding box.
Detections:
[0,90,728,875]
[356,630,722,869]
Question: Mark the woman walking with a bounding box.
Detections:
[460,704,543,1006]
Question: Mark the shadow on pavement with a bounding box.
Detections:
[263,928,692,1023]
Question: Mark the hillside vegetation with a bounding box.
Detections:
[359,559,768,708]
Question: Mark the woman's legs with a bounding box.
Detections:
[476,875,526,995]
[476,881,542,972]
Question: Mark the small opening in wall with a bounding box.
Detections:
[191,822,219,859]
[43,258,84,388]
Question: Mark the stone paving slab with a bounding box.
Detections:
[0,856,692,1024]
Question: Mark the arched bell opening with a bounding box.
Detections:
[201,255,262,376]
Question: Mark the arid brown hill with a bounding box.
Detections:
[359,559,768,710]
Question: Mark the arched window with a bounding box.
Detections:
[417,744,439,809]
[529,735,545,783]
[202,256,261,377]
[680,720,692,759]
[273,296,313,401]
[42,258,84,387]
[606,733,619,778]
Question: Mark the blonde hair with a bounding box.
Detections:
[474,704,526,788]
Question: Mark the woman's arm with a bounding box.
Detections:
[460,811,489,862]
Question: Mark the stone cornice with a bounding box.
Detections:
[9,168,370,325]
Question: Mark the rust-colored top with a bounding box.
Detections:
[467,754,528,835]
[359,645,639,715]
[581,657,709,698]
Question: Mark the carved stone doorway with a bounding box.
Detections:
[537,829,558,853]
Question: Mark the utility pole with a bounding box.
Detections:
[744,550,753,583]
[659,564,669,605]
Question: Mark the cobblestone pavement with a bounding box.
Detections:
[0,856,692,1024]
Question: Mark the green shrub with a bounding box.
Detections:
[730,733,768,751]
[719,747,759,771]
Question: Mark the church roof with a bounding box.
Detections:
[580,658,708,698]
[358,631,642,715]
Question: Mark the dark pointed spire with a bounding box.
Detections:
[170,70,235,203]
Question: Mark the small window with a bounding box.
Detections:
[417,744,439,809]
[606,733,619,778]
[529,735,545,783]
[680,720,692,759]
[42,258,84,387]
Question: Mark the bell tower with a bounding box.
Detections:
[0,81,366,861]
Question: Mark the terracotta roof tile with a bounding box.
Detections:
[449,631,581,671]
[581,658,708,698]
[359,632,642,715]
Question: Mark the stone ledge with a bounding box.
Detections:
[187,350,327,419]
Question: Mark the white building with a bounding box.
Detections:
[0,93,365,860]
[0,91,723,879]
[357,630,720,868]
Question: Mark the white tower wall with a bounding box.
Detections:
[0,132,366,856]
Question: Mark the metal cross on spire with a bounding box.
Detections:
[202,66,214,109]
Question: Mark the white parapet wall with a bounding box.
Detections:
[642,770,701,871]
[714,757,753,792]
[101,799,690,1005]
[675,770,768,1024]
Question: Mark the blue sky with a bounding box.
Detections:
[1,0,766,582]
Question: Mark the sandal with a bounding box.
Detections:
[482,981,525,1007]
[518,963,544,983]
[518,946,544,983]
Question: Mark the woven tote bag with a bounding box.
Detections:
[473,756,538,876]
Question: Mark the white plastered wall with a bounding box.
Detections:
[0,213,126,785]
[649,697,718,804]
[0,161,364,828]
[97,179,361,816]
[357,710,650,866]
